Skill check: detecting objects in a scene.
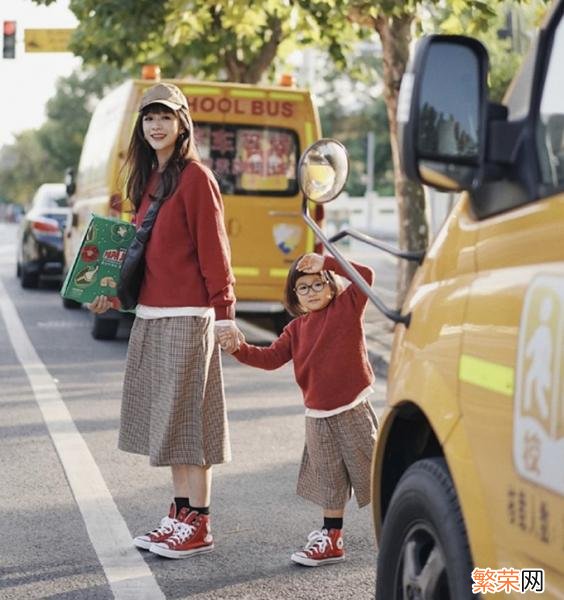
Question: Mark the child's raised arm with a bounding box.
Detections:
[323,255,374,308]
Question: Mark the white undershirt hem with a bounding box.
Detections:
[304,385,374,418]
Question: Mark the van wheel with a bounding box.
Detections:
[272,310,292,335]
[91,315,119,340]
[62,297,82,309]
[21,265,39,289]
[376,458,475,600]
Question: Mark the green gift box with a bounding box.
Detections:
[60,214,136,310]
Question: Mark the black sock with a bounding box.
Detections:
[174,497,191,516]
[190,505,210,515]
[324,517,343,531]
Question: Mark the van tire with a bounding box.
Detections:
[376,458,475,600]
[91,315,119,340]
[62,297,82,309]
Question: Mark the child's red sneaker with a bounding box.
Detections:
[291,528,345,567]
[133,503,179,550]
[150,510,214,559]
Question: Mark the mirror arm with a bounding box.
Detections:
[329,229,425,264]
[301,197,411,326]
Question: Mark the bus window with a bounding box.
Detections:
[194,123,298,196]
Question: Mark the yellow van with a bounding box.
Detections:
[64,75,322,339]
[298,1,564,597]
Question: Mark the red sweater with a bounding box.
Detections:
[136,161,236,320]
[233,256,375,411]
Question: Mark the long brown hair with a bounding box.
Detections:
[124,103,200,210]
[283,255,343,318]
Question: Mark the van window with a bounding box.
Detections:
[536,17,564,191]
[194,123,298,196]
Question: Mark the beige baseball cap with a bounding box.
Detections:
[139,83,188,111]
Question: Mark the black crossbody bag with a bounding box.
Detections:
[117,199,163,310]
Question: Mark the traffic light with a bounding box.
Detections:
[3,21,16,59]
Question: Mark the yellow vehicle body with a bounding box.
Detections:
[369,2,564,597]
[66,78,321,325]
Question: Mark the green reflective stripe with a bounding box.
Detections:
[269,92,303,101]
[181,86,220,96]
[229,89,267,99]
[233,267,260,277]
[270,268,289,278]
[459,354,514,396]
[305,122,314,145]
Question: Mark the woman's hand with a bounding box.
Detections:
[88,295,113,314]
[297,253,324,273]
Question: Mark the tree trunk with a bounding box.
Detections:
[374,14,428,306]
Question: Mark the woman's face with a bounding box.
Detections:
[295,274,334,313]
[142,108,181,159]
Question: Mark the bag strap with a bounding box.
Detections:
[134,198,163,245]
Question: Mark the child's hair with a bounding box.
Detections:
[284,255,343,317]
[124,103,200,210]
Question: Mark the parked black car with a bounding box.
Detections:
[16,183,71,288]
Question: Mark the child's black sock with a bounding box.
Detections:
[323,517,343,531]
[174,497,191,516]
[190,505,210,516]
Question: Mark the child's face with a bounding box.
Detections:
[295,274,334,313]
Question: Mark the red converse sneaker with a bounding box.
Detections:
[150,510,214,559]
[291,528,345,567]
[133,503,179,550]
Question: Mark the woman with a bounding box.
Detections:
[90,82,239,559]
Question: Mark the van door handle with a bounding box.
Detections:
[268,211,300,217]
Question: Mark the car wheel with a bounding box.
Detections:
[62,297,82,309]
[91,315,120,340]
[20,265,39,289]
[376,458,475,600]
[16,262,21,278]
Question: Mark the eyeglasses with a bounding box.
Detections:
[294,280,327,296]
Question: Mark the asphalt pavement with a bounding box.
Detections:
[0,222,396,600]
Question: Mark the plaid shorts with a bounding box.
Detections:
[296,400,378,509]
[119,315,231,467]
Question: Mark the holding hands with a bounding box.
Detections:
[216,322,245,354]
[297,253,324,274]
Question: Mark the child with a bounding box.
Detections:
[218,252,378,567]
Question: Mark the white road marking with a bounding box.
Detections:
[0,277,165,600]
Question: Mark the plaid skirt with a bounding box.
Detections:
[296,400,378,509]
[119,315,231,467]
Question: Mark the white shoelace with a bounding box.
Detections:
[303,529,332,554]
[150,515,176,536]
[167,520,197,544]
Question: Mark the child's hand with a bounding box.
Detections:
[297,253,324,273]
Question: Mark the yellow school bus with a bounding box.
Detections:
[297,1,564,597]
[64,76,322,339]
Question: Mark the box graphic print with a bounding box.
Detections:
[61,214,136,310]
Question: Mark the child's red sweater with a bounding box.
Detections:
[136,161,236,320]
[232,256,375,411]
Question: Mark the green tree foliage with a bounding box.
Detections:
[0,65,124,205]
[33,0,359,83]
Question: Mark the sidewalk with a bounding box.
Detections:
[364,300,394,379]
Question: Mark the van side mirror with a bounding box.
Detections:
[398,35,489,191]
[65,167,76,197]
